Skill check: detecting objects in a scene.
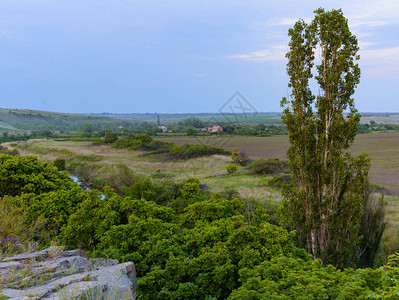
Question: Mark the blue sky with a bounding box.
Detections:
[0,0,398,113]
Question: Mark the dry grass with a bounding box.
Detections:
[159,131,399,194]
[6,139,281,204]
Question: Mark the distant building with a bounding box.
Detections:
[158,126,168,133]
[208,125,223,134]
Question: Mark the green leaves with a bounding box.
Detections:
[280,9,375,268]
[0,154,76,197]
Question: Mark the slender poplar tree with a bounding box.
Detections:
[280,8,372,267]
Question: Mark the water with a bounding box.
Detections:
[68,174,105,199]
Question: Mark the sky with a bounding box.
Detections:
[0,0,398,113]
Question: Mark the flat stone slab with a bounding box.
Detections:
[0,261,22,270]
[0,248,137,300]
[2,251,47,262]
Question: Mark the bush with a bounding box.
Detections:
[247,158,289,175]
[74,164,91,183]
[108,163,139,190]
[169,144,229,160]
[113,136,143,150]
[220,187,240,200]
[104,132,117,143]
[0,145,19,156]
[0,196,43,255]
[231,147,250,166]
[268,174,292,188]
[54,158,66,171]
[226,164,238,175]
[0,154,75,197]
[92,176,110,189]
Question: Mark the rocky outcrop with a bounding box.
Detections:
[0,247,137,300]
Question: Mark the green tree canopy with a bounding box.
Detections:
[279,8,374,267]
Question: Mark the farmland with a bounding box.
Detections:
[6,139,282,205]
[159,131,399,194]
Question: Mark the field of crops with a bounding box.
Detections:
[159,131,399,194]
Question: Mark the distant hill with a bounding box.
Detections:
[92,112,399,125]
[2,108,399,133]
[0,108,141,133]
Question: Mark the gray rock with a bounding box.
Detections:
[1,251,47,262]
[91,257,119,268]
[93,262,137,299]
[0,248,137,300]
[46,281,106,300]
[1,288,25,298]
[0,261,22,270]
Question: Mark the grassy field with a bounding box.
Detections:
[5,136,399,257]
[7,139,281,206]
[159,131,399,194]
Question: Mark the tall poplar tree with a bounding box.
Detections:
[280,8,371,267]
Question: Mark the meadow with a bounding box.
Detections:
[159,131,399,195]
[7,139,282,205]
[6,134,399,256]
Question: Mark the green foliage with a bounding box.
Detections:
[5,188,88,246]
[1,152,399,298]
[247,158,289,175]
[357,187,387,268]
[168,144,229,160]
[61,190,314,299]
[231,147,250,166]
[110,133,229,160]
[180,178,201,202]
[220,187,240,200]
[0,154,75,197]
[185,126,197,136]
[92,177,110,189]
[104,132,117,143]
[73,164,91,183]
[226,164,238,175]
[0,154,85,252]
[178,117,205,128]
[78,122,94,138]
[0,196,44,255]
[53,158,66,171]
[108,163,139,191]
[280,8,375,267]
[113,135,144,150]
[0,145,19,156]
[268,174,292,189]
[122,178,157,202]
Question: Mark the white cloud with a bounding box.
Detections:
[265,17,311,26]
[359,46,399,74]
[228,45,287,62]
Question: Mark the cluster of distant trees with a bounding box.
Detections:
[358,120,399,133]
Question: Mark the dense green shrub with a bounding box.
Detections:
[2,153,399,299]
[0,154,75,197]
[231,147,250,166]
[168,144,229,160]
[268,174,292,188]
[92,176,110,189]
[104,132,117,143]
[108,163,139,191]
[113,136,143,150]
[0,154,85,251]
[220,187,240,200]
[53,158,66,171]
[226,164,238,175]
[110,134,229,160]
[247,158,289,175]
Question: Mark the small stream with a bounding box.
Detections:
[69,175,90,190]
[69,174,105,199]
